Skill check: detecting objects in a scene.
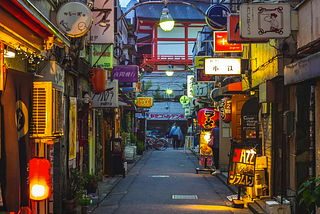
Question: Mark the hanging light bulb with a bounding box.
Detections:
[159,7,175,31]
[166,88,173,95]
[165,64,174,77]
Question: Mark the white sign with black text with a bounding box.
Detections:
[91,80,118,108]
[205,58,241,75]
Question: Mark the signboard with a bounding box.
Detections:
[185,108,191,117]
[194,56,211,68]
[112,65,139,82]
[148,114,185,120]
[91,44,113,69]
[180,95,190,105]
[205,4,231,30]
[200,156,212,166]
[214,31,242,53]
[204,58,241,75]
[56,2,93,37]
[240,3,291,39]
[227,14,268,43]
[89,0,114,43]
[228,145,257,187]
[187,75,194,98]
[185,136,194,149]
[137,97,153,108]
[91,80,119,108]
[196,69,215,82]
[193,83,208,97]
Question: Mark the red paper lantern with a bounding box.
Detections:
[89,67,106,93]
[219,97,232,122]
[198,108,219,129]
[29,158,51,201]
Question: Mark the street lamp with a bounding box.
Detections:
[159,7,175,31]
[165,64,174,76]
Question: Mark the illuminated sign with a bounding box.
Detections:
[214,31,242,53]
[204,58,241,75]
[228,146,257,187]
[180,95,190,105]
[137,97,153,108]
[194,56,211,68]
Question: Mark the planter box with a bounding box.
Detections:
[125,146,136,162]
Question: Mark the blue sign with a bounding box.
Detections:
[205,4,231,30]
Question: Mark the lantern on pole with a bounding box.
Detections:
[197,108,219,129]
[219,97,232,122]
[89,66,106,93]
[29,157,51,201]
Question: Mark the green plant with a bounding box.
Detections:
[298,176,320,213]
[82,166,99,193]
[66,168,86,200]
[137,141,144,153]
[76,188,93,206]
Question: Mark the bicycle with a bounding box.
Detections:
[146,135,168,151]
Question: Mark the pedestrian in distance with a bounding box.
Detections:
[169,122,183,149]
[210,119,220,174]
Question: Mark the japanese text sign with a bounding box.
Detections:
[91,44,113,69]
[137,97,153,108]
[198,108,219,129]
[91,80,118,108]
[112,65,139,82]
[193,83,208,97]
[205,58,241,75]
[214,31,242,53]
[240,3,291,39]
[228,146,257,187]
[227,14,268,43]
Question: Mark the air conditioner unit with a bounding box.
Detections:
[30,82,64,138]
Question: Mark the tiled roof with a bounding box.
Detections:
[136,3,210,21]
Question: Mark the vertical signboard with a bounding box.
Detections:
[69,97,77,160]
[89,0,114,43]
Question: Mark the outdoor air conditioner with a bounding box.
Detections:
[30,82,64,138]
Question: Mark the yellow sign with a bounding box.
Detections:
[137,97,153,108]
[180,95,190,105]
[194,56,211,68]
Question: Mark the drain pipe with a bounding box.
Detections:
[309,85,315,178]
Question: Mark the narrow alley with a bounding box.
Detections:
[91,149,252,214]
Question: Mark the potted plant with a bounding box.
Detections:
[137,141,144,155]
[64,168,85,210]
[76,188,93,214]
[83,169,98,194]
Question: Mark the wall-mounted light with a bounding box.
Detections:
[166,88,173,95]
[165,64,174,77]
[99,14,107,27]
[4,45,15,58]
[159,7,175,31]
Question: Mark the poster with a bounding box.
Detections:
[69,97,77,160]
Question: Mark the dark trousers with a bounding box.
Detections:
[172,135,179,149]
[213,148,219,169]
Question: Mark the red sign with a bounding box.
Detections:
[219,97,232,122]
[200,156,212,166]
[227,14,268,43]
[198,108,219,129]
[214,31,243,53]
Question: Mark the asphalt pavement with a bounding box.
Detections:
[88,148,254,214]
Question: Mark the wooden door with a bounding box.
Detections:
[231,95,250,143]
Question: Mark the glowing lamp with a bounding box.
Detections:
[219,97,232,122]
[197,108,219,129]
[89,67,106,93]
[29,157,51,201]
[159,8,175,31]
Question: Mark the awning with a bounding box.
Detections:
[3,0,70,47]
[210,82,243,101]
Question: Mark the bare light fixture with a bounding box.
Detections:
[165,64,174,76]
[159,7,175,31]
[99,14,107,27]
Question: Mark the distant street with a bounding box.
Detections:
[92,149,252,214]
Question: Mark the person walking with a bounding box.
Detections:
[211,120,220,174]
[169,123,183,149]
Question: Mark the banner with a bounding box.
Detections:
[0,69,33,211]
[69,97,77,160]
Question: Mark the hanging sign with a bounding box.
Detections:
[56,2,93,37]
[204,58,241,75]
[91,80,119,108]
[112,65,139,82]
[239,3,291,39]
[214,31,242,53]
[137,97,153,108]
[196,69,215,82]
[180,95,190,105]
[197,108,219,129]
[219,97,232,122]
[227,14,268,43]
[193,83,208,97]
[228,145,257,187]
[91,44,113,69]
[205,4,231,30]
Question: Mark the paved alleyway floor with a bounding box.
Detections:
[90,149,253,214]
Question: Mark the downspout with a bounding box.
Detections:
[309,85,315,178]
